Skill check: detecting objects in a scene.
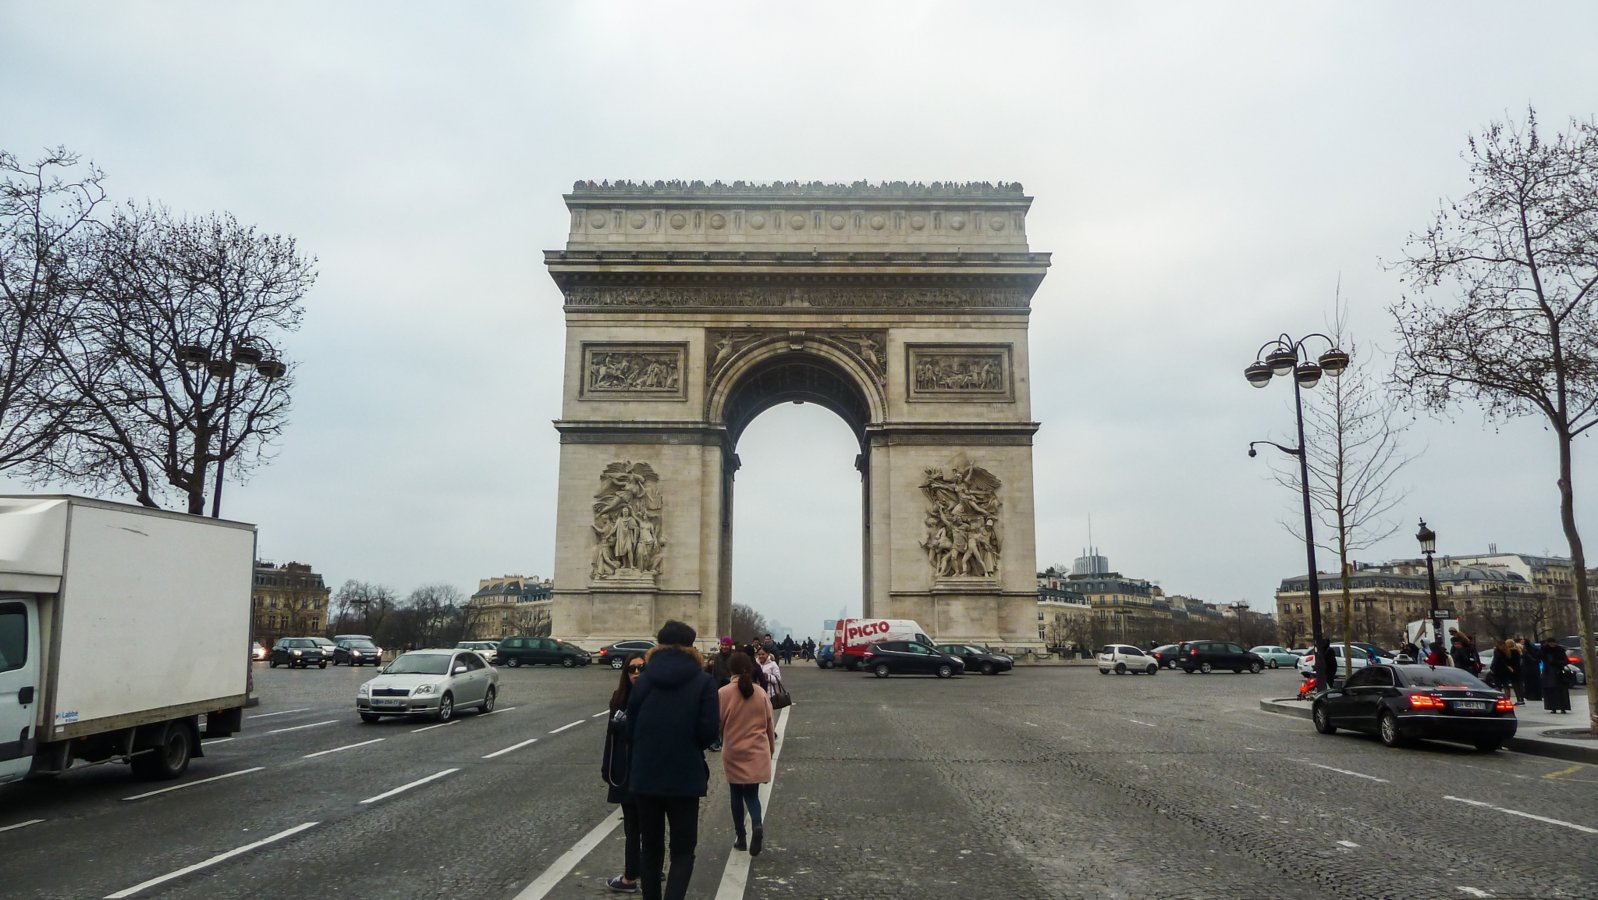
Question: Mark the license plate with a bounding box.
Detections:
[372,699,405,707]
[1455,700,1488,711]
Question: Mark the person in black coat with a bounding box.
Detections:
[1313,637,1338,692]
[601,653,645,893]
[1541,639,1573,714]
[626,621,719,900]
[1518,638,1543,702]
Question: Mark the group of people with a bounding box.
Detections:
[599,622,784,899]
[1480,634,1578,714]
[732,632,814,665]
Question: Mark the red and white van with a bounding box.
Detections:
[833,618,934,670]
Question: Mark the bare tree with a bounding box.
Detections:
[332,581,398,636]
[0,148,106,469]
[1273,299,1413,677]
[32,204,315,514]
[730,603,768,645]
[403,584,466,649]
[1390,108,1598,731]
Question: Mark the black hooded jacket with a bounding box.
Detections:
[625,646,719,797]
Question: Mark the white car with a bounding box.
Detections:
[455,640,500,665]
[1298,644,1375,676]
[1097,644,1159,675]
[357,649,498,722]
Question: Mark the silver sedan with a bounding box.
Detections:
[357,649,499,722]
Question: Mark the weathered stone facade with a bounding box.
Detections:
[545,181,1048,648]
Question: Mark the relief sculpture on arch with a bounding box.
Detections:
[591,461,665,582]
[919,458,1003,579]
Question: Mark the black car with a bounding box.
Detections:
[597,639,656,669]
[1150,644,1185,669]
[497,636,592,668]
[270,637,328,669]
[333,638,382,666]
[861,641,965,678]
[935,643,1013,675]
[1179,640,1264,674]
[1313,664,1517,751]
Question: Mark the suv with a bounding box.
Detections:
[861,641,964,678]
[333,638,383,666]
[1180,641,1264,674]
[1098,644,1158,675]
[497,636,592,668]
[270,637,328,669]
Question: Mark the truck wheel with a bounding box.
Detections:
[132,726,193,780]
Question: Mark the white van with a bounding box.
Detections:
[833,618,934,670]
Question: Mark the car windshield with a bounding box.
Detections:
[347,640,377,650]
[385,654,450,675]
[1401,666,1490,689]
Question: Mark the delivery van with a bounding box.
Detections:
[833,618,934,670]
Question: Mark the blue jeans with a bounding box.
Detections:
[729,782,763,836]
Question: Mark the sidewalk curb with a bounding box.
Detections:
[1258,698,1598,763]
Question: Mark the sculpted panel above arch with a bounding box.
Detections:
[707,329,887,387]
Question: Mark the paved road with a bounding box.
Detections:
[2,662,1595,898]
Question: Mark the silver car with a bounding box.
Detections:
[357,649,498,722]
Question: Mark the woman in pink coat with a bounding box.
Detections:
[718,651,776,856]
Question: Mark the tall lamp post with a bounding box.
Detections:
[1245,332,1350,648]
[1418,519,1442,661]
[175,336,287,518]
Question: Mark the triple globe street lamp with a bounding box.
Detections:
[175,336,287,518]
[1244,333,1350,648]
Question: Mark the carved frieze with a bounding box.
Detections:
[919,458,1002,579]
[591,461,665,582]
[565,285,1031,310]
[906,344,1013,402]
[581,343,686,400]
[707,329,888,385]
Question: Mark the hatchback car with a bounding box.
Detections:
[455,640,500,665]
[1180,641,1264,674]
[333,638,383,666]
[936,643,1014,675]
[1312,664,1517,751]
[597,639,657,669]
[1098,644,1159,675]
[270,637,328,668]
[250,641,268,662]
[815,644,836,668]
[1249,645,1300,669]
[357,649,498,722]
[497,635,592,668]
[1150,643,1186,669]
[861,641,964,678]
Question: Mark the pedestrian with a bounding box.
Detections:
[780,634,795,665]
[1450,636,1481,675]
[761,633,778,660]
[626,620,719,900]
[1313,637,1337,692]
[602,653,645,893]
[756,648,782,697]
[1541,638,1573,714]
[1488,639,1517,700]
[1519,637,1544,703]
[718,652,776,856]
[1400,640,1420,662]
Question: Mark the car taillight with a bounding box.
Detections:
[863,651,874,659]
[1495,698,1516,712]
[1190,648,1198,656]
[1408,694,1445,710]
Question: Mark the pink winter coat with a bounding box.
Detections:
[717,680,776,785]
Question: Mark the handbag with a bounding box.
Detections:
[769,680,793,710]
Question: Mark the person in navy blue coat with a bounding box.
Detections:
[626,621,719,900]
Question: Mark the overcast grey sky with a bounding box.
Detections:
[4,2,1596,638]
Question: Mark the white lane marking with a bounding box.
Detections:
[410,720,460,733]
[715,705,792,899]
[1023,721,1039,727]
[103,821,318,898]
[1445,795,1598,834]
[0,818,44,833]
[591,710,610,718]
[549,720,584,734]
[1337,840,1359,849]
[359,768,459,805]
[511,807,625,899]
[202,737,234,745]
[1296,761,1389,783]
[1457,888,1493,898]
[122,767,266,801]
[483,738,540,759]
[479,706,517,717]
[263,719,336,736]
[303,738,385,759]
[1128,719,1156,727]
[247,707,311,719]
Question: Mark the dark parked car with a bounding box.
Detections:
[1312,664,1517,751]
[815,644,836,668]
[333,638,383,666]
[861,641,965,678]
[597,639,656,669]
[935,643,1013,675]
[497,636,592,668]
[1180,640,1264,674]
[270,637,328,669]
[1150,643,1185,669]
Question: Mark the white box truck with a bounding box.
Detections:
[0,496,256,785]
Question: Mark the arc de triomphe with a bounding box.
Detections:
[544,181,1049,648]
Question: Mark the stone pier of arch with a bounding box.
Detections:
[543,181,1050,650]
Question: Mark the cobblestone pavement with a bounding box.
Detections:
[2,663,1594,898]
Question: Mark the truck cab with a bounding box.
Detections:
[0,596,39,784]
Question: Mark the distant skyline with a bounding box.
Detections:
[3,3,1596,638]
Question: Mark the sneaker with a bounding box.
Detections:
[732,835,747,851]
[750,825,764,857]
[606,875,638,893]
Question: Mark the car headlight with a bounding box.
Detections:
[293,650,302,656]
[414,684,436,695]
[357,683,370,696]
[352,650,363,657]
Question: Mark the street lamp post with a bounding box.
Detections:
[1418,519,1441,662]
[1245,333,1350,648]
[175,336,287,518]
